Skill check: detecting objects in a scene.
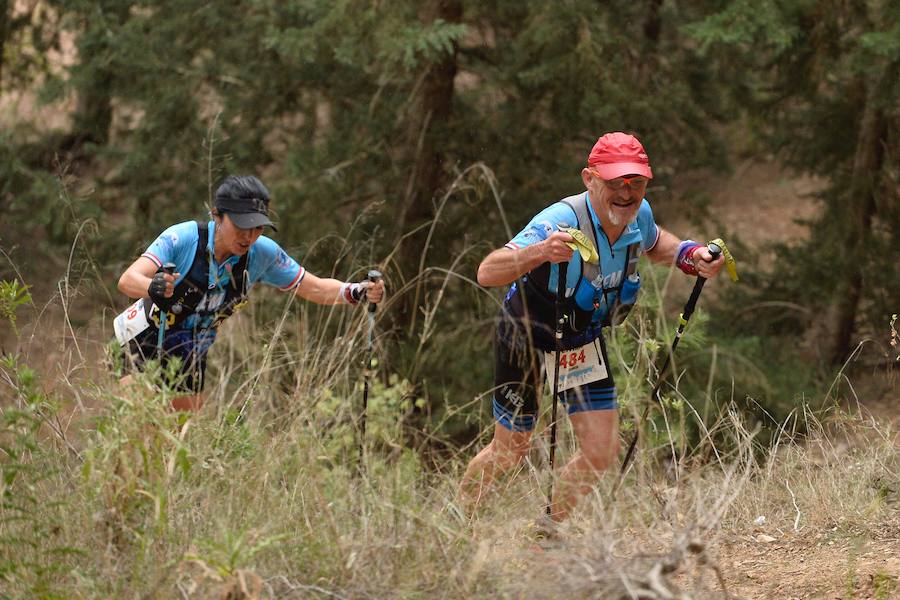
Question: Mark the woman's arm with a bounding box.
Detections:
[118,257,179,299]
[294,272,384,305]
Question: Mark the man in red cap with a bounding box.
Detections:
[460,132,723,524]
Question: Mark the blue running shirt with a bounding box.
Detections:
[505,193,660,324]
[139,220,305,347]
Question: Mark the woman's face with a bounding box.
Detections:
[215,213,263,257]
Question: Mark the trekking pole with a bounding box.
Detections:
[156,262,176,360]
[546,260,569,517]
[359,269,382,465]
[613,243,723,496]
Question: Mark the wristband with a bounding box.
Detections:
[675,240,703,276]
[339,282,362,305]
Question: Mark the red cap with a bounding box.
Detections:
[587,132,653,180]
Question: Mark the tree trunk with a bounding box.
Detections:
[643,0,664,44]
[829,75,887,364]
[65,6,131,153]
[394,0,462,335]
[0,0,10,88]
[71,79,113,148]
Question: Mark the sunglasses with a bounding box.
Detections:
[589,170,650,191]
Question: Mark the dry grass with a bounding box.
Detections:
[1,277,897,600]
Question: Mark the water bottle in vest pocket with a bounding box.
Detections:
[611,272,641,326]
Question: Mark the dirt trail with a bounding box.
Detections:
[659,165,900,599]
[720,524,900,599]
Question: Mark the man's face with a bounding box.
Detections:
[218,213,263,256]
[584,169,649,226]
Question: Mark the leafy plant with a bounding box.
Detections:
[185,528,288,580]
[80,365,193,556]
[0,279,31,338]
[0,355,81,597]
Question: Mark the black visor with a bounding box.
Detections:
[226,210,277,231]
[216,196,277,231]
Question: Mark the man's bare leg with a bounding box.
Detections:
[549,410,619,521]
[460,423,532,512]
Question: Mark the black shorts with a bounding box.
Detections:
[117,328,208,394]
[491,319,617,432]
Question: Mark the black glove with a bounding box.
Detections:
[148,272,170,305]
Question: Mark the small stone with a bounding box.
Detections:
[756,534,777,543]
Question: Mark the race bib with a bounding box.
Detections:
[113,299,151,346]
[544,340,608,392]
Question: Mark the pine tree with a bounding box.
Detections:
[688,0,899,364]
[3,0,742,427]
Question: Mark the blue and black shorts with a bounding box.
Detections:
[491,320,617,432]
[118,328,208,394]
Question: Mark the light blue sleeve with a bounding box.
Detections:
[506,202,579,250]
[636,200,660,250]
[247,236,305,291]
[140,221,199,282]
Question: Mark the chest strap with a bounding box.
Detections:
[561,194,642,287]
[148,221,249,330]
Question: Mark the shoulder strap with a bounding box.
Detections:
[196,220,207,245]
[561,194,600,284]
[233,250,249,296]
[625,241,641,278]
[196,220,248,296]
[185,221,210,287]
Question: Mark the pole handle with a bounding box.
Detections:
[705,242,722,267]
[365,269,382,314]
[680,243,722,322]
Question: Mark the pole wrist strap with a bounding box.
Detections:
[339,282,361,305]
[675,240,703,276]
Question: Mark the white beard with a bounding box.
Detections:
[608,202,640,226]
[607,207,623,226]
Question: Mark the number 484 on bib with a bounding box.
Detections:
[544,341,609,393]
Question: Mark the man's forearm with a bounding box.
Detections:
[646,227,681,265]
[477,244,547,288]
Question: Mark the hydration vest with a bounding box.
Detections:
[145,221,250,334]
[504,194,642,350]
